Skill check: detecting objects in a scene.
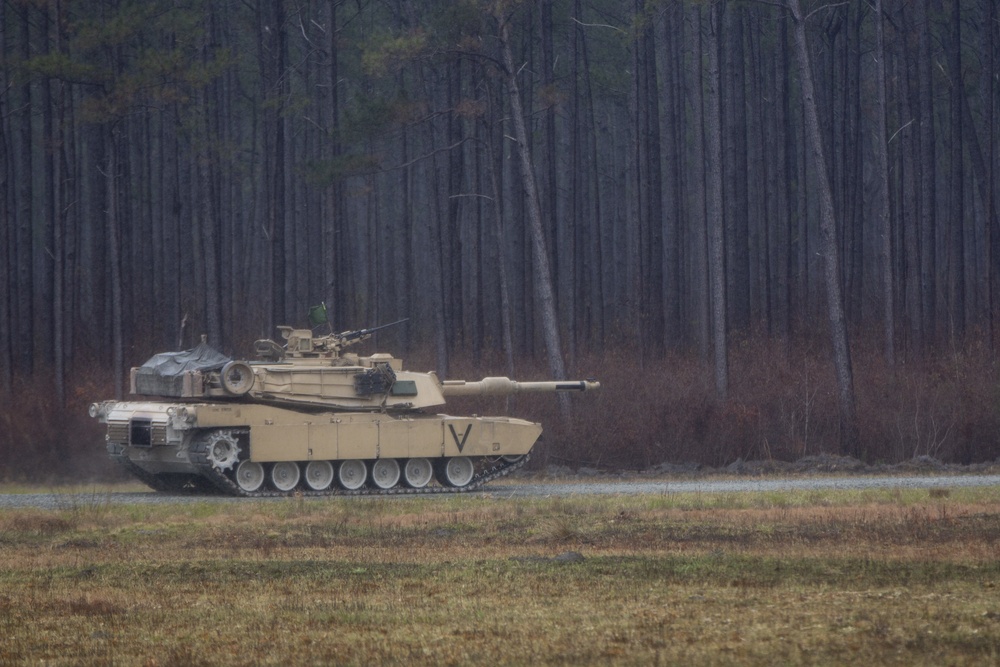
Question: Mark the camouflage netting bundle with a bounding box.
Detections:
[133,342,231,397]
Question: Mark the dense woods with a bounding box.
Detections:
[2,0,1000,479]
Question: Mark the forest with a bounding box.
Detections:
[2,0,1000,481]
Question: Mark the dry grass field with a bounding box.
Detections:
[1,481,998,666]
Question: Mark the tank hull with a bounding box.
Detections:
[98,400,539,496]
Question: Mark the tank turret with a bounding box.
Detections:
[126,321,598,413]
[92,321,599,497]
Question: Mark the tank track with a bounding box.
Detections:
[187,432,530,498]
[108,444,221,494]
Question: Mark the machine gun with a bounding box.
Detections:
[332,318,409,348]
[255,318,409,361]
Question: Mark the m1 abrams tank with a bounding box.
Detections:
[90,322,599,497]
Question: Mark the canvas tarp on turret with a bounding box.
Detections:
[133,342,231,397]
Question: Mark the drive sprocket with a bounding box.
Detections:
[201,430,242,471]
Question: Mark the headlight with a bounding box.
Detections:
[88,403,101,419]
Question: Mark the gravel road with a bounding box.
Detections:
[1,474,998,509]
[495,474,1000,498]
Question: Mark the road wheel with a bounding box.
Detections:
[337,460,367,490]
[304,461,335,491]
[370,459,401,489]
[235,461,265,492]
[403,458,433,489]
[270,461,301,492]
[436,456,474,488]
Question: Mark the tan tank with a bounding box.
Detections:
[89,322,599,496]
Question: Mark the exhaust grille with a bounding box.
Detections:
[151,424,167,446]
[107,418,166,447]
[107,421,129,444]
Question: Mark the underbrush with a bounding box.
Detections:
[1,333,999,481]
[451,335,1000,471]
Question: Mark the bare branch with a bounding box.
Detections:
[888,118,915,144]
[753,0,790,10]
[383,138,474,173]
[449,193,494,201]
[570,16,626,35]
[804,1,849,23]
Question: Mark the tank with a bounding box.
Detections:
[89,322,599,496]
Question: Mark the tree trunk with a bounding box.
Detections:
[486,123,515,376]
[642,16,663,354]
[570,0,585,349]
[426,76,450,377]
[898,9,921,351]
[498,14,568,392]
[657,2,683,348]
[787,0,859,455]
[539,0,564,345]
[916,0,936,348]
[51,69,66,406]
[946,0,965,339]
[745,14,769,330]
[778,17,793,340]
[721,4,749,333]
[106,125,125,398]
[990,0,999,345]
[960,77,995,333]
[577,0,606,344]
[685,2,710,359]
[259,0,287,331]
[705,0,728,400]
[16,10,33,376]
[0,10,10,393]
[197,102,223,347]
[872,0,894,364]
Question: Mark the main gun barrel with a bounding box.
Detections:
[440,377,600,397]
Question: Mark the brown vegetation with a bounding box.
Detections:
[1,333,999,482]
[451,334,1000,472]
